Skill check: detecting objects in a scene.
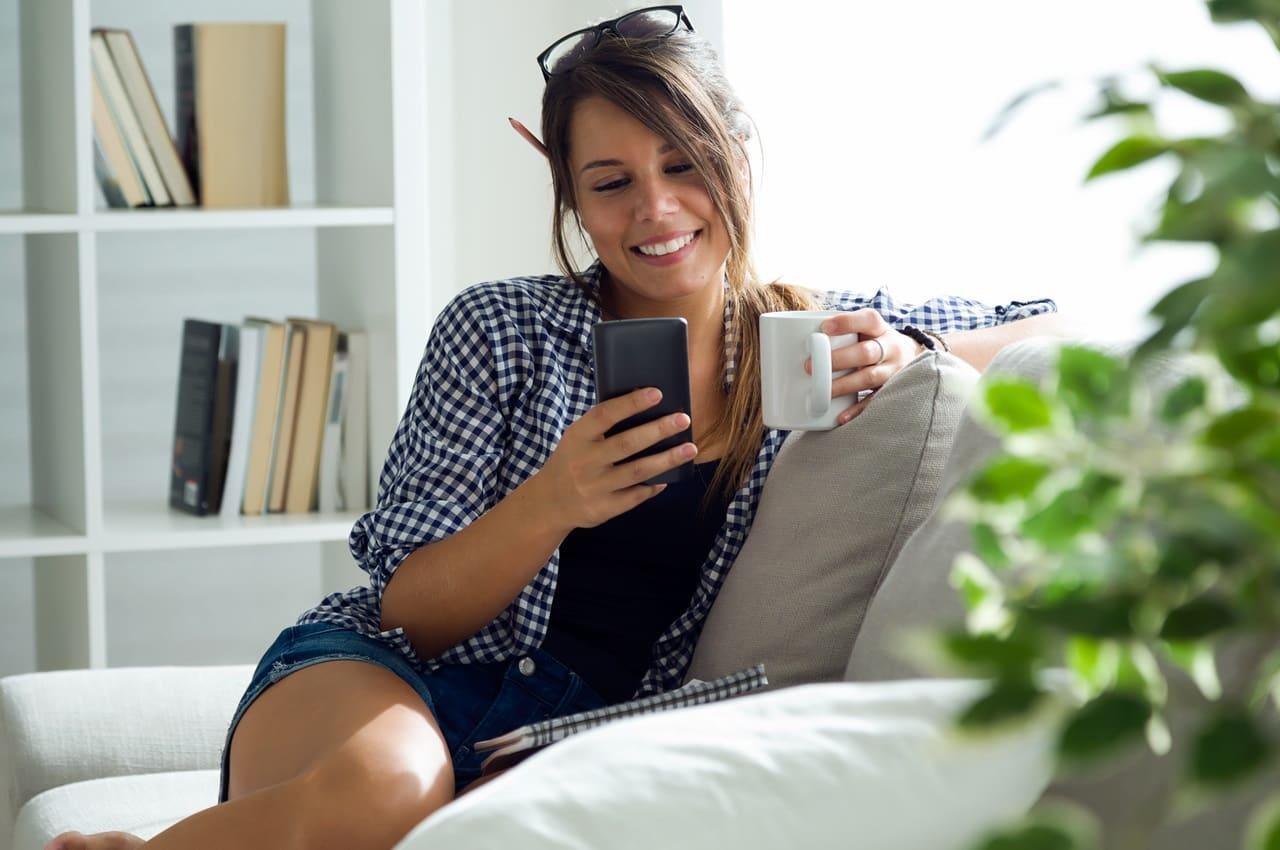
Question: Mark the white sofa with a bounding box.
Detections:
[1,339,1267,850]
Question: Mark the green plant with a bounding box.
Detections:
[935,3,1280,848]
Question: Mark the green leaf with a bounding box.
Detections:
[1160,376,1208,423]
[1066,637,1118,692]
[1164,640,1223,701]
[973,824,1080,850]
[1190,706,1273,787]
[1059,690,1152,762]
[970,456,1054,503]
[981,79,1063,143]
[984,380,1055,433]
[943,629,1043,677]
[1244,791,1280,850]
[1086,136,1171,181]
[1056,346,1131,420]
[1203,405,1280,449]
[1135,277,1212,361]
[973,522,1011,569]
[1159,594,1238,640]
[958,677,1048,728]
[973,802,1102,850]
[1020,473,1124,551]
[1154,67,1252,106]
[1022,589,1140,639]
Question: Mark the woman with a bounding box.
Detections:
[45,8,1061,850]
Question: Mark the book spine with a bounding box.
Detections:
[206,326,239,513]
[170,319,222,515]
[92,135,128,208]
[173,24,200,204]
[268,324,307,513]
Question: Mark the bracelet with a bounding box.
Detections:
[899,325,936,352]
[923,329,951,353]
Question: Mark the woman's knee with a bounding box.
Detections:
[299,710,456,850]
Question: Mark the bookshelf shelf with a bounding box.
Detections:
[0,507,87,559]
[0,212,81,234]
[99,502,361,552]
[90,205,395,231]
[5,0,435,675]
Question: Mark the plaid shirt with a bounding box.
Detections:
[297,257,1057,699]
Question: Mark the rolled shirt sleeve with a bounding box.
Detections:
[347,293,506,601]
[818,286,1058,332]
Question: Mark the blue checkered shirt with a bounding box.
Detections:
[296,257,1057,699]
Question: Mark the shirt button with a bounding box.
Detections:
[518,657,536,676]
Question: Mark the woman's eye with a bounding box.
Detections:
[594,164,694,193]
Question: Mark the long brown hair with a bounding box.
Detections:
[541,26,820,519]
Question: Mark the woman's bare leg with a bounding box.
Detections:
[43,659,456,850]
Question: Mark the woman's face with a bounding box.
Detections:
[568,95,730,308]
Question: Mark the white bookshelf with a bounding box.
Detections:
[3,0,432,672]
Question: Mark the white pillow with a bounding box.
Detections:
[397,674,1075,850]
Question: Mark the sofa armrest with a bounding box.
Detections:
[0,665,253,825]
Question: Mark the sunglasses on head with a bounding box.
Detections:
[536,5,694,82]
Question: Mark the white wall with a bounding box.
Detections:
[723,0,1280,342]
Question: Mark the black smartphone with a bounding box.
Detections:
[592,317,695,485]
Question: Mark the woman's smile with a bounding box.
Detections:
[630,228,702,267]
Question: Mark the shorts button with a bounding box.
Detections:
[518,657,536,676]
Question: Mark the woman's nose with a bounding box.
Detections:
[633,176,681,220]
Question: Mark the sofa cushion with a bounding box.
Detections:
[399,674,1075,850]
[685,350,979,690]
[12,770,217,850]
[0,664,252,822]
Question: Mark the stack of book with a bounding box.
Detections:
[90,22,289,209]
[169,317,370,518]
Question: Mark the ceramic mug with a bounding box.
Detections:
[760,310,863,430]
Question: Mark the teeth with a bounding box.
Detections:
[637,231,696,256]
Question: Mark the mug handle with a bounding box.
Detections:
[807,332,831,418]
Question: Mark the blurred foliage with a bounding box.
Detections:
[954,4,1280,849]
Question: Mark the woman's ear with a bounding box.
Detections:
[509,116,549,160]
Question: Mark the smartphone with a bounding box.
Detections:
[592,317,696,485]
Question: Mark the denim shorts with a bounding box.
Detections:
[217,621,609,802]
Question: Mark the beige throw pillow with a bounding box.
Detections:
[684,350,979,690]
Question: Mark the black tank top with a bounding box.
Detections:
[540,459,729,704]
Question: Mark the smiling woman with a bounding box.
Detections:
[41,8,1061,850]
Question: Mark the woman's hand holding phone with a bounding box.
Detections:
[532,387,697,532]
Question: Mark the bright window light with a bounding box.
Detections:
[724,0,1280,342]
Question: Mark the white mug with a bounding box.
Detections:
[760,310,861,430]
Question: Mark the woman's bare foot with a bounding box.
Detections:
[43,830,146,850]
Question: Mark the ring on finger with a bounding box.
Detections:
[869,337,886,365]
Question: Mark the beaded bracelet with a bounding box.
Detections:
[900,325,951,354]
[899,325,936,352]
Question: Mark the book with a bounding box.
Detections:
[318,335,350,514]
[175,22,289,208]
[284,318,338,513]
[92,122,130,209]
[241,320,286,515]
[90,31,171,206]
[267,322,307,513]
[91,77,147,207]
[206,327,239,513]
[340,330,370,511]
[170,319,234,515]
[98,28,197,207]
[219,320,265,517]
[473,663,769,776]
